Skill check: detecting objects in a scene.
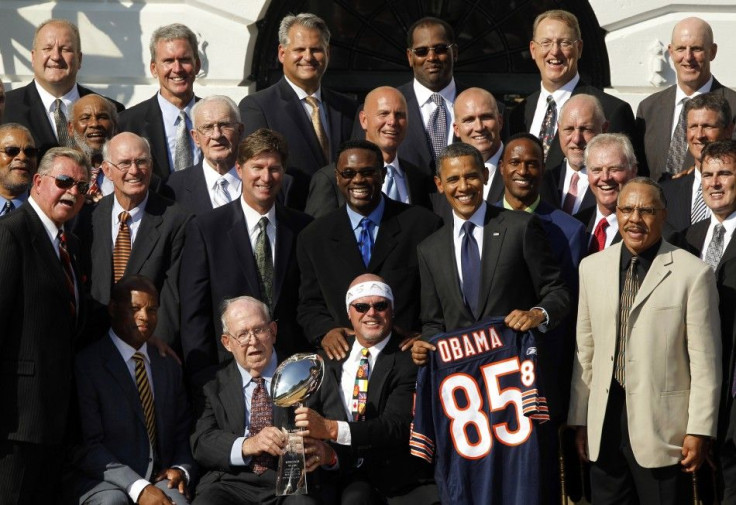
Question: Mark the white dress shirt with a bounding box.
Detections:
[34,81,80,139]
[111,193,149,247]
[201,160,241,208]
[241,199,277,264]
[483,143,503,201]
[529,73,580,138]
[157,93,200,171]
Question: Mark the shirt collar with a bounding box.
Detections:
[284,75,323,103]
[595,207,618,227]
[27,195,63,244]
[486,141,503,168]
[202,159,241,190]
[349,333,391,361]
[540,73,579,101]
[385,155,404,178]
[0,193,28,209]
[346,194,386,231]
[413,78,457,107]
[676,75,714,103]
[34,80,80,113]
[453,201,487,238]
[108,329,150,364]
[711,209,736,233]
[112,192,149,222]
[503,195,540,213]
[157,92,196,126]
[241,197,277,233]
[236,351,278,389]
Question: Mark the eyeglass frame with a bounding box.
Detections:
[226,324,273,345]
[409,43,455,57]
[105,157,152,172]
[41,173,90,194]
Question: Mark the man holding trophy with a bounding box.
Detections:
[190,296,326,505]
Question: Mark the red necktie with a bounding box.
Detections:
[58,231,77,317]
[249,377,276,474]
[562,172,579,214]
[589,218,609,254]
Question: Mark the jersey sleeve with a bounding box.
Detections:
[409,363,436,463]
[519,333,550,423]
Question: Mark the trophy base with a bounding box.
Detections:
[275,430,307,496]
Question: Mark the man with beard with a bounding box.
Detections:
[0,124,38,215]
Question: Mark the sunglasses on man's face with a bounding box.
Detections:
[42,173,90,194]
[2,146,38,158]
[351,301,390,313]
[409,43,454,57]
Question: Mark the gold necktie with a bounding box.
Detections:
[132,352,157,450]
[113,211,131,282]
[305,96,330,162]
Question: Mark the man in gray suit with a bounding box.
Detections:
[73,275,195,504]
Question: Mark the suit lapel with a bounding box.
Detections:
[323,88,344,162]
[126,195,163,275]
[369,200,400,271]
[101,337,147,427]
[150,351,171,437]
[189,163,214,212]
[630,245,672,313]
[220,363,246,434]
[26,81,58,147]
[25,206,70,303]
[278,79,325,166]
[330,210,366,271]
[718,230,736,272]
[477,207,506,315]
[144,95,172,177]
[524,90,538,130]
[273,204,294,306]
[367,339,394,411]
[686,220,709,253]
[228,200,261,296]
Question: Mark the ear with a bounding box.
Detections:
[101,160,112,179]
[278,44,286,65]
[149,59,158,79]
[434,175,444,193]
[359,109,368,131]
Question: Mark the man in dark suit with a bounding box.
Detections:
[0,124,37,214]
[297,140,441,360]
[190,296,320,505]
[306,86,433,218]
[3,19,124,158]
[636,17,736,182]
[80,132,191,346]
[508,10,637,172]
[239,13,356,211]
[295,274,437,504]
[662,93,734,231]
[118,24,202,180]
[540,93,608,215]
[163,95,244,215]
[180,129,312,386]
[0,147,89,504]
[73,275,195,504]
[684,140,736,503]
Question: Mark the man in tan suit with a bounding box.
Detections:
[568,177,721,504]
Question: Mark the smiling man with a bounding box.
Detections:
[239,13,356,211]
[569,177,721,505]
[119,23,202,179]
[0,124,38,214]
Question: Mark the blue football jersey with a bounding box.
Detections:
[410,317,549,505]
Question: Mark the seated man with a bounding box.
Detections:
[294,274,438,505]
[73,275,194,504]
[190,296,321,505]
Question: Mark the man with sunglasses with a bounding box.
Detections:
[0,123,38,215]
[508,9,638,172]
[569,177,721,504]
[294,274,438,504]
[79,132,191,347]
[0,147,89,503]
[297,139,441,361]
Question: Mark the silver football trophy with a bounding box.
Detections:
[270,353,324,496]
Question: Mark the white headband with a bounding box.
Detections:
[345,281,394,313]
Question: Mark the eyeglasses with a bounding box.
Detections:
[41,173,90,194]
[337,168,381,180]
[409,43,455,57]
[351,301,390,313]
[533,39,578,51]
[2,146,38,158]
[196,121,238,137]
[617,206,663,217]
[228,325,272,344]
[106,158,151,172]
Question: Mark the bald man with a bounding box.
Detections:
[636,16,736,181]
[305,86,434,218]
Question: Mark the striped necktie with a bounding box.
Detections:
[58,231,77,318]
[615,257,639,387]
[113,211,131,283]
[132,352,157,451]
[690,183,710,224]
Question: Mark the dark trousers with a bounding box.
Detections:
[590,380,689,505]
[721,439,736,505]
[192,469,319,505]
[0,440,64,505]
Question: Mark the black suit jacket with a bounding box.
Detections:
[79,192,192,345]
[508,81,638,172]
[430,166,505,223]
[74,334,195,497]
[304,159,434,219]
[179,199,312,383]
[0,204,85,444]
[3,81,124,158]
[306,335,432,496]
[540,161,596,213]
[239,77,357,210]
[635,78,736,181]
[418,205,571,338]
[661,171,696,231]
[297,197,442,345]
[685,221,736,443]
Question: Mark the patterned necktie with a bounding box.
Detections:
[538,95,557,161]
[428,93,447,162]
[58,231,77,317]
[589,218,609,254]
[615,257,639,387]
[704,223,725,271]
[358,218,373,267]
[690,183,710,224]
[351,348,370,421]
[87,165,103,201]
[113,211,131,283]
[305,96,330,163]
[562,171,579,214]
[54,98,72,147]
[1,200,15,216]
[665,98,689,176]
[132,352,157,451]
[384,164,401,201]
[461,221,481,318]
[213,177,232,208]
[255,216,274,309]
[249,377,276,474]
[174,110,193,171]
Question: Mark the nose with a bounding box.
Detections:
[49,44,62,60]
[571,128,584,145]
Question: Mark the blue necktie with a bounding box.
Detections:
[461,221,480,317]
[359,218,373,267]
[385,164,401,201]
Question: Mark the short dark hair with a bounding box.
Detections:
[504,132,544,159]
[684,93,732,129]
[407,17,455,48]
[237,128,289,166]
[618,177,667,209]
[336,140,383,170]
[436,142,484,177]
[701,139,736,166]
[110,275,158,305]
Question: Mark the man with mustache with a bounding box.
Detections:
[0,124,38,215]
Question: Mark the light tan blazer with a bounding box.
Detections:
[568,240,722,468]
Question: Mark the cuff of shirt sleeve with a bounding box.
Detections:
[335,420,352,446]
[531,306,549,332]
[128,479,150,503]
[172,465,190,485]
[230,436,251,466]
